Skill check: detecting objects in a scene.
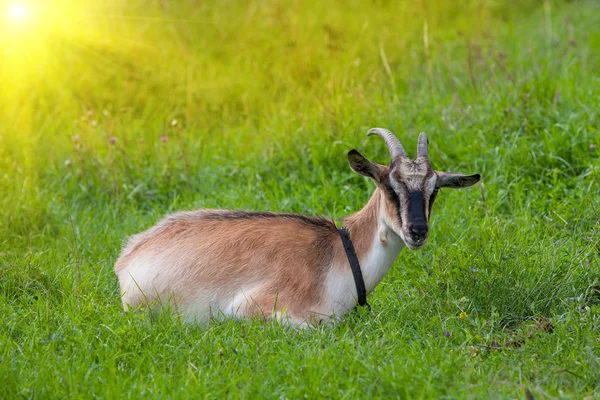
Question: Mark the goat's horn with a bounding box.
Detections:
[367,128,406,159]
[417,132,429,158]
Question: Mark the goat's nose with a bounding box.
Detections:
[409,224,428,238]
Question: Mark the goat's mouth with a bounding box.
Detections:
[401,232,429,250]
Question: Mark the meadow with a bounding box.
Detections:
[1,0,599,398]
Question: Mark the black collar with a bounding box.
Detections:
[337,226,370,309]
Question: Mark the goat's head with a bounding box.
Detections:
[348,128,480,250]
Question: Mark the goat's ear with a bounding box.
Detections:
[348,149,385,184]
[436,171,481,188]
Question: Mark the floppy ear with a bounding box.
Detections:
[348,149,385,184]
[436,172,481,188]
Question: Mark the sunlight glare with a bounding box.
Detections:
[7,3,30,22]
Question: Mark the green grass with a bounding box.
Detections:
[1,0,600,398]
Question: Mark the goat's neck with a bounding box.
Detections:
[342,188,405,294]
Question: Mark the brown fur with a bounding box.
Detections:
[115,210,340,321]
[341,189,380,259]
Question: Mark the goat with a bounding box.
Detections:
[114,128,480,326]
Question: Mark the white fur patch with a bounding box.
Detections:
[428,174,438,192]
[361,219,404,292]
[222,285,262,317]
[118,253,170,310]
[389,176,402,192]
[322,267,358,318]
[118,252,265,323]
[321,203,405,317]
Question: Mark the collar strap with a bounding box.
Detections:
[337,226,370,309]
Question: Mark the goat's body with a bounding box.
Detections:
[114,128,480,327]
[115,192,404,325]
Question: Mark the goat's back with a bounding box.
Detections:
[115,210,339,322]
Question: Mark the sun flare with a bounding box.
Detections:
[6,2,30,22]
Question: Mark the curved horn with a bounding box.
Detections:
[417,132,429,158]
[367,128,406,159]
